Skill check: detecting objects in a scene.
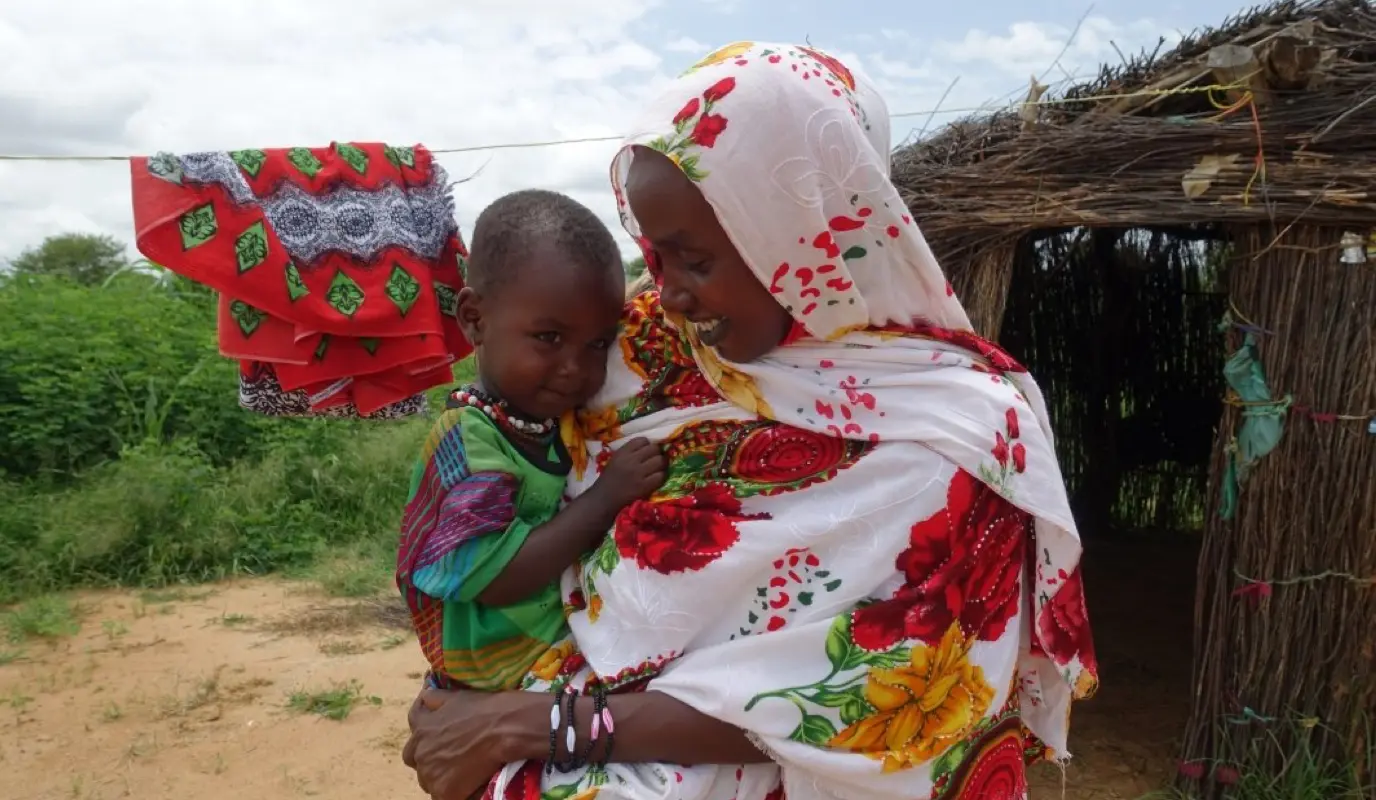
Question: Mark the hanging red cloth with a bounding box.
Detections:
[131,143,472,417]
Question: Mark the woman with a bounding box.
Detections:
[403,42,1097,800]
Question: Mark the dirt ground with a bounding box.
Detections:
[1,534,1196,800]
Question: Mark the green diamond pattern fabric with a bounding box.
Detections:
[385,145,416,169]
[327,271,365,317]
[336,143,369,174]
[229,300,266,337]
[434,284,459,317]
[130,142,473,420]
[287,147,323,178]
[285,262,310,302]
[231,149,267,178]
[235,221,270,273]
[178,203,218,250]
[386,263,422,317]
[147,153,183,184]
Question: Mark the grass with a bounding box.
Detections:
[286,680,381,721]
[1142,718,1376,800]
[0,358,475,608]
[0,418,426,605]
[2,594,82,642]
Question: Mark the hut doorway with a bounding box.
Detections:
[1002,226,1231,795]
[999,226,1229,536]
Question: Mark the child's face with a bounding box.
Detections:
[458,244,625,421]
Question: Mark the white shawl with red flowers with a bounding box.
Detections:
[486,42,1097,800]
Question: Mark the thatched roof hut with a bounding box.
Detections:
[892,0,1375,790]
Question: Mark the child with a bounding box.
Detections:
[397,189,665,691]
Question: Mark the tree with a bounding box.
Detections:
[9,233,132,287]
[625,256,647,281]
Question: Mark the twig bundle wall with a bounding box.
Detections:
[1184,224,1376,786]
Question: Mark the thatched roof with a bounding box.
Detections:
[892,0,1376,260]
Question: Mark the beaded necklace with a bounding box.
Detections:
[451,384,556,437]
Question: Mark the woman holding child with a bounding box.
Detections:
[401,41,1097,800]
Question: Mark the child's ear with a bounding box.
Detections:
[456,287,483,346]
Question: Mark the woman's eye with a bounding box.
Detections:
[590,338,612,351]
[684,260,711,276]
[534,332,560,344]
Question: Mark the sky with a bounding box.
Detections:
[0,0,1252,262]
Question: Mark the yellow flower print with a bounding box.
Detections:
[579,404,623,442]
[690,331,774,418]
[828,624,995,772]
[561,406,622,481]
[1073,667,1098,699]
[686,41,753,73]
[531,641,575,682]
[560,411,590,481]
[587,593,603,623]
[570,789,600,800]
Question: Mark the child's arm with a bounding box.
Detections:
[475,438,664,606]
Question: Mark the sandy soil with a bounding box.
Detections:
[1,536,1194,800]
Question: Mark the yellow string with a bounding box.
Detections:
[0,81,1249,163]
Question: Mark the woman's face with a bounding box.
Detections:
[625,149,793,363]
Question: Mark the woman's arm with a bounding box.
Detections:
[494,689,773,766]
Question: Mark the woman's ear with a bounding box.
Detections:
[456,287,483,346]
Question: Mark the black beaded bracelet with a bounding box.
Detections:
[572,688,606,769]
[556,689,579,773]
[544,689,563,776]
[593,685,615,769]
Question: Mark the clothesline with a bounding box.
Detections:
[0,82,1239,163]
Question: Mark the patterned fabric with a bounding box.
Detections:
[130,143,472,417]
[397,402,571,690]
[484,42,1096,800]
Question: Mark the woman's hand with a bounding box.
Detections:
[402,689,520,800]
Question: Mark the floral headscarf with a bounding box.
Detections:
[609,41,1095,755]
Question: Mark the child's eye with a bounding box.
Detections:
[534,332,561,344]
[589,338,612,351]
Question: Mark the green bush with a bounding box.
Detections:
[0,420,427,604]
[0,250,479,603]
[0,272,284,480]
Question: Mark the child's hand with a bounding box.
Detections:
[595,437,666,505]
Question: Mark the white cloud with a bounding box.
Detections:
[665,36,709,54]
[0,5,1186,265]
[0,0,672,261]
[934,16,1180,79]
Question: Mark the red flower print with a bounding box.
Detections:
[558,651,587,676]
[635,236,662,279]
[901,323,1028,374]
[1005,408,1020,439]
[763,782,786,800]
[1033,565,1097,673]
[702,77,737,103]
[992,432,1010,466]
[614,482,766,574]
[690,113,728,148]
[673,97,701,126]
[729,424,851,485]
[798,46,856,90]
[938,718,1028,799]
[851,470,1028,650]
[1012,443,1027,473]
[502,761,541,800]
[567,588,586,611]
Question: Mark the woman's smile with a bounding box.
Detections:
[691,317,728,346]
